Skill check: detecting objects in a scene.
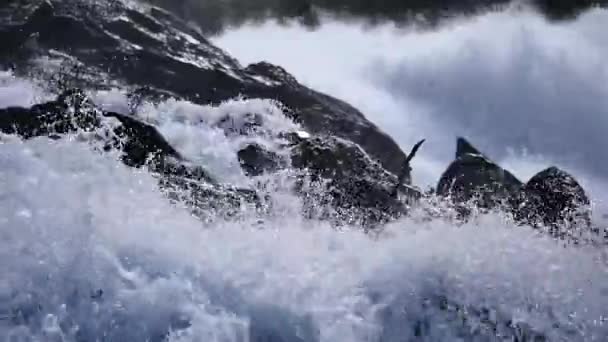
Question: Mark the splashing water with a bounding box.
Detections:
[91,88,300,186]
[215,7,608,191]
[1,70,608,341]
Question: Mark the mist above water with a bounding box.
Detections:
[215,7,608,211]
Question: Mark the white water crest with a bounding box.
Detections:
[2,6,608,342]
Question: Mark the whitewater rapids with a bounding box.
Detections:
[1,74,607,342]
[3,5,608,342]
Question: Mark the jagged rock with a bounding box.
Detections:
[0,0,409,181]
[436,137,522,210]
[437,138,595,237]
[290,135,420,226]
[1,0,421,227]
[245,62,408,177]
[237,143,284,176]
[513,167,592,234]
[392,139,425,196]
[104,111,182,168]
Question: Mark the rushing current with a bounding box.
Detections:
[2,3,608,342]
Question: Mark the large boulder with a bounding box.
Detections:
[232,131,423,226]
[436,137,522,210]
[0,0,409,181]
[0,0,416,227]
[513,167,592,237]
[289,134,421,226]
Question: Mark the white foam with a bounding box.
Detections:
[1,137,607,341]
[0,70,53,107]
[91,90,300,185]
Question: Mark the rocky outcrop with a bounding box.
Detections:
[243,62,409,177]
[0,0,409,180]
[0,0,420,226]
[231,131,423,226]
[436,137,522,210]
[438,138,593,237]
[1,0,597,233]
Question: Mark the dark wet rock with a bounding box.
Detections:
[437,138,595,238]
[0,0,424,227]
[436,137,522,211]
[290,135,420,226]
[0,89,261,221]
[231,130,423,226]
[104,111,182,168]
[0,0,408,181]
[154,156,265,222]
[514,167,592,235]
[237,143,284,176]
[245,62,408,177]
[0,89,181,168]
[278,130,311,146]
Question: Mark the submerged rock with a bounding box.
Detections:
[1,0,418,226]
[437,138,595,239]
[233,131,423,226]
[436,137,522,210]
